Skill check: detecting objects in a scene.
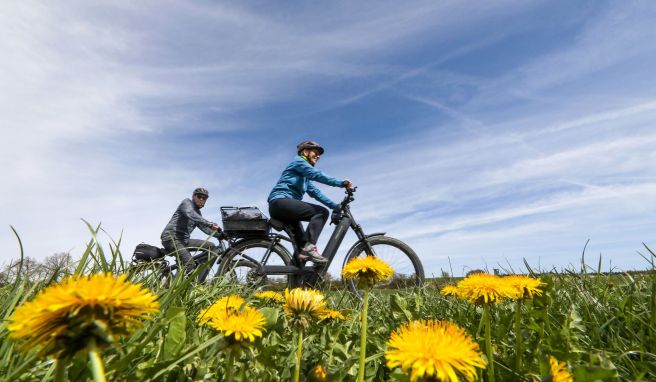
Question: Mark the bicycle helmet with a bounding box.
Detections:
[296,140,324,155]
[193,187,209,198]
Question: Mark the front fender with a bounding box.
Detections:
[341,233,386,269]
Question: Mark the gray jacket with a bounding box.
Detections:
[161,198,216,243]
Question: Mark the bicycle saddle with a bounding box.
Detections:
[268,218,286,231]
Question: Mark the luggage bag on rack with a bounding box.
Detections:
[133,243,165,262]
[220,206,269,238]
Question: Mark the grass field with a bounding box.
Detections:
[1,229,655,381]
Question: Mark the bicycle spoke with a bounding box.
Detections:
[344,236,424,294]
[218,239,292,291]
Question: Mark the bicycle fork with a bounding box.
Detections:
[345,210,377,257]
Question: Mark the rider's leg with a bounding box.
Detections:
[269,199,328,263]
[162,239,196,274]
[300,205,329,263]
[290,221,307,246]
[187,239,218,255]
[305,204,329,245]
[269,199,328,244]
[187,239,219,281]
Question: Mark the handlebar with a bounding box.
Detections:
[339,186,357,209]
[212,230,229,241]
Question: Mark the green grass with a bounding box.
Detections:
[1,226,655,381]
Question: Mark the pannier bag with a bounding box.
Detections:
[221,206,269,237]
[133,243,165,262]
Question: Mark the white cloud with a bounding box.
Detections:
[1,1,655,278]
[314,96,656,274]
[491,2,656,99]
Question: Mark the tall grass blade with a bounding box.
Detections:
[9,226,24,284]
[81,219,108,273]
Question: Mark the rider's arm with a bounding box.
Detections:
[307,182,339,210]
[198,224,220,236]
[294,158,344,187]
[181,199,217,231]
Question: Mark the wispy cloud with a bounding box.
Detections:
[2,1,655,276]
[471,2,656,106]
[316,93,656,273]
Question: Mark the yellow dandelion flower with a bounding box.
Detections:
[548,356,573,382]
[197,295,245,325]
[456,273,515,304]
[308,363,329,382]
[341,256,393,288]
[283,288,326,316]
[319,309,347,321]
[503,275,544,300]
[253,291,285,303]
[284,288,326,329]
[440,285,460,297]
[386,320,486,382]
[204,306,266,343]
[8,273,159,358]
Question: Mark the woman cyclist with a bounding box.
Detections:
[267,141,353,264]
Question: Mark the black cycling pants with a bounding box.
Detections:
[268,199,329,246]
[162,238,217,273]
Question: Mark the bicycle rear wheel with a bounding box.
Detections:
[158,247,216,287]
[193,249,223,283]
[217,239,293,291]
[343,236,424,295]
[127,259,170,286]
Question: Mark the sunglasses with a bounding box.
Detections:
[195,194,208,200]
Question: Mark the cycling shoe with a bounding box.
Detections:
[300,244,327,264]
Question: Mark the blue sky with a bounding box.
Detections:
[2,0,656,276]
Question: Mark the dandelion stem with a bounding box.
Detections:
[514,299,523,372]
[54,358,68,382]
[357,288,370,382]
[226,348,235,382]
[294,329,303,382]
[88,339,107,382]
[484,304,495,382]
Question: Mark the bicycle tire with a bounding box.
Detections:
[127,259,169,285]
[342,236,424,295]
[194,249,223,283]
[158,247,215,287]
[217,239,293,291]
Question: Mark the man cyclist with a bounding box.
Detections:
[268,141,353,264]
[161,187,221,273]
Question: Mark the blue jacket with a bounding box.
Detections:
[268,156,344,209]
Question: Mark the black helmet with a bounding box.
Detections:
[193,187,209,197]
[296,140,324,155]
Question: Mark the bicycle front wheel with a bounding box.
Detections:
[217,239,293,291]
[343,236,424,295]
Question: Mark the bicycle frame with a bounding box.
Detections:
[256,189,385,277]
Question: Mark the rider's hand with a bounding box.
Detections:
[342,179,353,189]
[331,208,342,225]
[212,228,226,240]
[210,224,220,231]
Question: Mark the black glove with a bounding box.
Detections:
[331,207,342,225]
